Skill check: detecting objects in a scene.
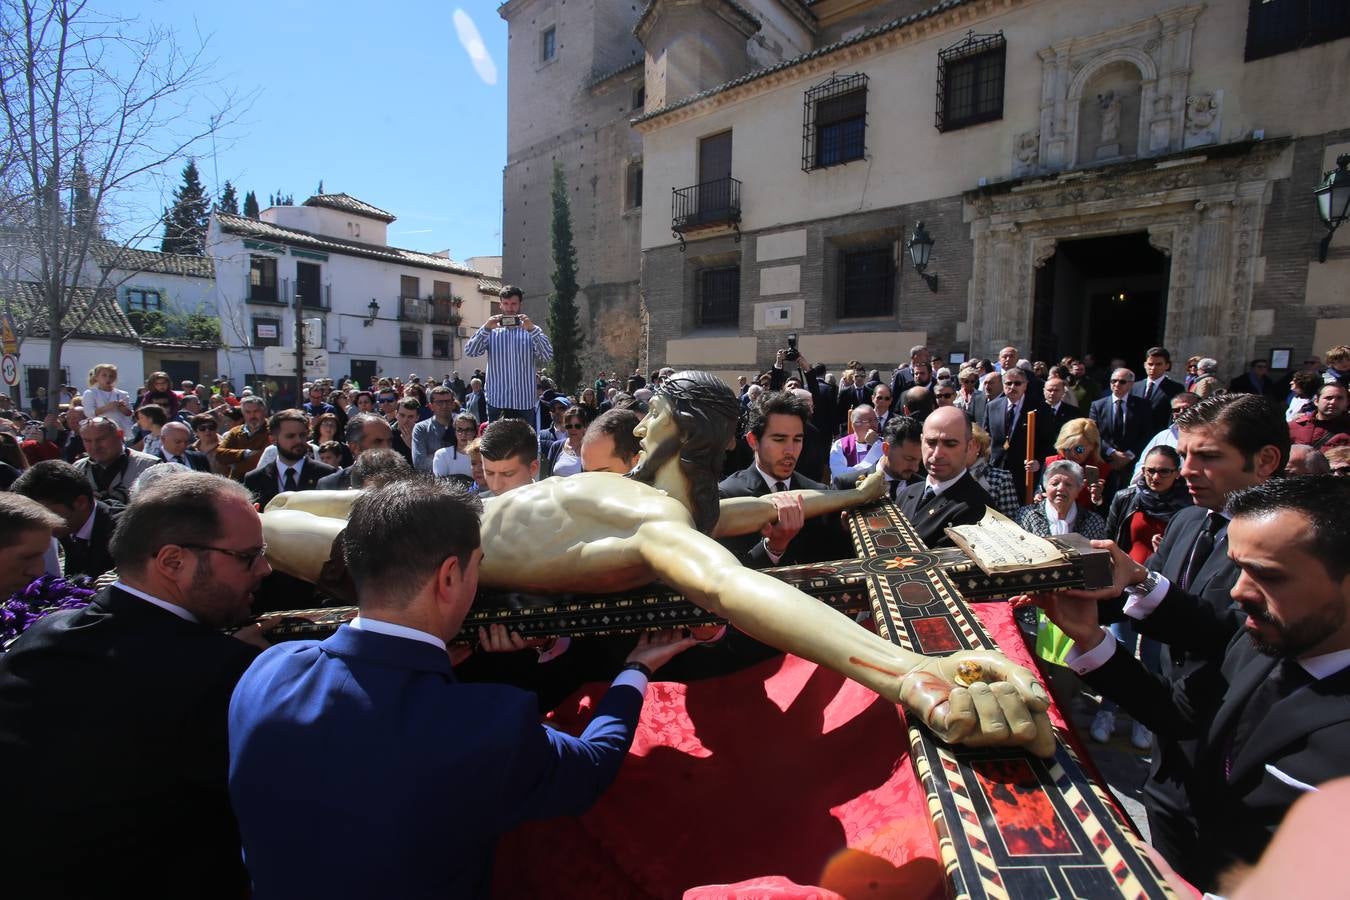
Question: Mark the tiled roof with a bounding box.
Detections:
[139,337,221,350]
[477,277,503,295]
[215,213,485,277]
[585,59,643,91]
[633,0,976,126]
[635,0,761,39]
[302,193,397,223]
[92,242,215,280]
[2,280,138,343]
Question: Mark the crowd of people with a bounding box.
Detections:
[1,332,1348,896]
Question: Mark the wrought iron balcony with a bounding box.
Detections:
[671,176,742,241]
[429,301,462,326]
[400,296,430,322]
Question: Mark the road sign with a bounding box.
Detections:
[1,353,18,386]
[1,311,18,356]
[262,346,329,380]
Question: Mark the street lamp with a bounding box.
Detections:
[1315,154,1350,263]
[905,221,938,292]
[363,299,380,327]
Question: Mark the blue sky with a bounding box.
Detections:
[113,0,508,261]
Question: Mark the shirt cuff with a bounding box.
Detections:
[762,537,785,565]
[1123,574,1171,620]
[1065,628,1116,674]
[611,668,649,697]
[536,636,571,664]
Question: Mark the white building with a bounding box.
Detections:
[208,193,501,395]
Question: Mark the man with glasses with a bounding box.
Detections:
[411,386,460,473]
[1131,392,1199,484]
[1090,368,1152,492]
[0,473,270,897]
[71,416,160,508]
[983,367,1055,475]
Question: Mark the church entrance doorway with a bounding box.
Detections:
[1032,232,1170,372]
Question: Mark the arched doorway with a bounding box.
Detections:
[1031,232,1170,371]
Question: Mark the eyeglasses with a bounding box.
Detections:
[1066,445,1087,454]
[378,397,398,404]
[194,423,218,432]
[1003,381,1025,387]
[1110,378,1133,384]
[564,422,586,431]
[178,543,268,566]
[936,392,955,399]
[1142,467,1177,477]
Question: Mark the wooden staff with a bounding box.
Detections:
[1024,408,1038,505]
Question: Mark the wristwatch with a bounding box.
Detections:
[1124,570,1163,598]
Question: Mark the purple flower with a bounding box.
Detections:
[1,574,96,649]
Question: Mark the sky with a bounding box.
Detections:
[112,0,509,262]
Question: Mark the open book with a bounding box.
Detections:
[944,508,1067,573]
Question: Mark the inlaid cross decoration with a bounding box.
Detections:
[265,497,1178,898]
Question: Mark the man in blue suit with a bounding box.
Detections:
[228,477,696,899]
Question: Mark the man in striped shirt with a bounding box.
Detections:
[464,286,553,422]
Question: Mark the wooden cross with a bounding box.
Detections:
[264,499,1176,897]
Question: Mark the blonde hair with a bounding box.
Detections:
[970,423,992,459]
[88,363,118,385]
[1055,417,1101,456]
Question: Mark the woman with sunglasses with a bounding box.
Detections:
[1092,445,1191,748]
[539,405,594,479]
[431,413,479,484]
[1034,418,1109,510]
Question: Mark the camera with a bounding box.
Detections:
[499,315,521,327]
[784,332,799,362]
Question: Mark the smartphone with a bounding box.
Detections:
[1084,465,1100,488]
[499,315,520,327]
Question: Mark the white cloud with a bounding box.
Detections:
[453,9,498,86]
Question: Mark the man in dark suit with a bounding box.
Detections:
[888,344,932,398]
[1043,375,1084,436]
[1044,393,1288,882]
[227,478,696,898]
[156,421,211,471]
[895,407,991,548]
[832,415,924,499]
[1228,359,1282,400]
[463,376,488,423]
[11,460,119,579]
[718,390,845,568]
[798,357,840,439]
[1133,346,1185,434]
[983,367,1056,473]
[316,413,394,490]
[1090,368,1153,482]
[0,473,270,898]
[244,409,337,508]
[1040,475,1347,891]
[835,370,869,433]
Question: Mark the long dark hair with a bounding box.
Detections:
[631,371,739,535]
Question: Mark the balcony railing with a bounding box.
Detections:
[400,296,429,322]
[672,176,742,234]
[297,284,331,310]
[430,302,462,326]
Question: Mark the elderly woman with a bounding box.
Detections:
[540,404,595,479]
[967,425,1020,517]
[1092,445,1192,748]
[829,404,883,479]
[1014,459,1108,539]
[432,412,479,483]
[1031,418,1110,510]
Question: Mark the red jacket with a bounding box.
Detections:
[1288,413,1349,450]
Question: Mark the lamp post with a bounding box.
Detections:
[363,298,380,327]
[905,220,938,292]
[1315,154,1350,263]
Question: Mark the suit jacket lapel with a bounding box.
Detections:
[1157,510,1204,583]
[1207,651,1276,764]
[1226,664,1350,783]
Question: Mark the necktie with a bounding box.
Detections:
[1113,399,1125,441]
[174,456,185,466]
[889,479,901,501]
[773,480,787,493]
[1144,381,1155,402]
[1224,658,1311,779]
[918,485,936,508]
[1005,402,1015,437]
[284,467,298,493]
[1180,511,1225,591]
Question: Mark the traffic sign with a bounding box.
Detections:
[1,353,18,386]
[1,311,18,356]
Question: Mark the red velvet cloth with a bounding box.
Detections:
[494,603,1074,899]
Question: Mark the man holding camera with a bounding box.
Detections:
[464,286,553,423]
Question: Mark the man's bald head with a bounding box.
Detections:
[925,405,972,440]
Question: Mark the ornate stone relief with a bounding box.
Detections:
[1183,91,1222,149]
[1012,129,1040,177]
[1033,4,1202,175]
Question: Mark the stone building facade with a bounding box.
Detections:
[630,0,1350,381]
[498,0,649,378]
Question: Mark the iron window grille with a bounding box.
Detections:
[400,328,421,357]
[837,247,895,319]
[698,266,740,327]
[935,31,1006,133]
[1244,0,1350,61]
[432,331,452,359]
[248,255,278,302]
[803,73,869,171]
[125,288,162,312]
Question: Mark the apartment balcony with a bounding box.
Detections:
[429,301,462,326]
[400,296,430,322]
[671,176,742,248]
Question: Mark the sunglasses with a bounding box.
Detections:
[1110,378,1134,384]
[1142,467,1177,477]
[194,423,218,432]
[564,422,586,431]
[1003,381,1025,387]
[936,392,955,399]
[1066,445,1087,454]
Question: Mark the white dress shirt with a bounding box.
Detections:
[112,580,199,623]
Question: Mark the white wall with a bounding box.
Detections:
[105,268,216,317]
[263,204,390,246]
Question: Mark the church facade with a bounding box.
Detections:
[626,0,1350,380]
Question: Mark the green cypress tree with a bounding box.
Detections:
[546,161,583,394]
[160,159,209,254]
[217,180,239,214]
[243,190,260,218]
[71,153,99,237]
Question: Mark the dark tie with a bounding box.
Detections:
[889,479,901,501]
[284,467,299,493]
[1113,399,1125,441]
[1225,658,1312,779]
[1144,381,1155,402]
[1180,511,1225,591]
[174,456,185,466]
[1005,402,1015,437]
[773,481,787,493]
[918,485,936,508]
